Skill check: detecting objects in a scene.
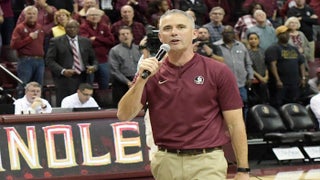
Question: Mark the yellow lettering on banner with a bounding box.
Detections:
[4,126,42,170]
[111,122,143,163]
[42,125,77,168]
[78,123,111,166]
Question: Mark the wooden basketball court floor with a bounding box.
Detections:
[227,161,320,180]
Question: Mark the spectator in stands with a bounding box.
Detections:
[16,0,56,37]
[280,0,296,18]
[46,19,98,106]
[246,10,277,51]
[14,81,52,114]
[109,26,141,107]
[204,0,234,25]
[284,16,311,68]
[79,7,115,90]
[216,25,254,120]
[114,0,148,24]
[51,9,71,37]
[74,0,99,13]
[185,9,200,28]
[100,0,119,24]
[61,83,99,108]
[242,0,278,23]
[11,6,46,98]
[111,5,146,45]
[287,0,318,62]
[247,32,269,105]
[234,2,273,42]
[147,0,170,27]
[73,0,110,26]
[0,0,15,61]
[16,0,56,53]
[310,80,320,128]
[178,0,207,26]
[46,0,74,13]
[308,67,320,93]
[203,6,225,43]
[193,27,224,62]
[310,0,320,52]
[265,25,306,108]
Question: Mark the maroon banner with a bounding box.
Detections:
[0,111,152,179]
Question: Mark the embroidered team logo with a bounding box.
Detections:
[194,76,204,85]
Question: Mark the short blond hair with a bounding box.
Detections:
[23,5,38,14]
[86,7,104,16]
[25,81,41,91]
[54,9,71,25]
[284,16,301,29]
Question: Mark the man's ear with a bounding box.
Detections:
[193,28,199,41]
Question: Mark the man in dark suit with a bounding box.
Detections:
[46,19,98,106]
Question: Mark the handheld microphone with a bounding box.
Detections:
[141,44,170,79]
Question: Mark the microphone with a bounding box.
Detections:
[141,44,170,79]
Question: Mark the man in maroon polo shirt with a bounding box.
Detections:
[11,6,45,97]
[111,5,146,45]
[117,9,250,180]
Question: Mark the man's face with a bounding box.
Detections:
[84,0,96,9]
[65,21,79,38]
[222,26,235,43]
[197,28,210,41]
[158,13,197,52]
[25,9,38,25]
[77,88,93,104]
[121,6,134,22]
[25,86,41,103]
[295,0,305,6]
[86,10,102,24]
[254,11,266,24]
[209,10,224,23]
[119,29,133,45]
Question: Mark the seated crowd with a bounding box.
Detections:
[0,0,319,129]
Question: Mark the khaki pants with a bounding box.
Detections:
[151,149,227,180]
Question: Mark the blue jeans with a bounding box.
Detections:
[239,86,248,122]
[91,62,110,89]
[16,57,45,97]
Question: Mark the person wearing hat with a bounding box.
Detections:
[308,67,320,94]
[265,25,307,108]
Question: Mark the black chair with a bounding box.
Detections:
[250,104,305,164]
[280,103,320,144]
[250,104,304,144]
[306,104,319,131]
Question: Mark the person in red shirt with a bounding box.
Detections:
[10,6,45,97]
[79,7,115,89]
[111,5,146,45]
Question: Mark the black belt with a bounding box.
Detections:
[158,146,222,156]
[19,56,43,59]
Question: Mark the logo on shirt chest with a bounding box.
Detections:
[194,76,204,85]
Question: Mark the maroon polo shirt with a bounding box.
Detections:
[141,54,243,149]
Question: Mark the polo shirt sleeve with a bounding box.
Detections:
[217,64,243,110]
